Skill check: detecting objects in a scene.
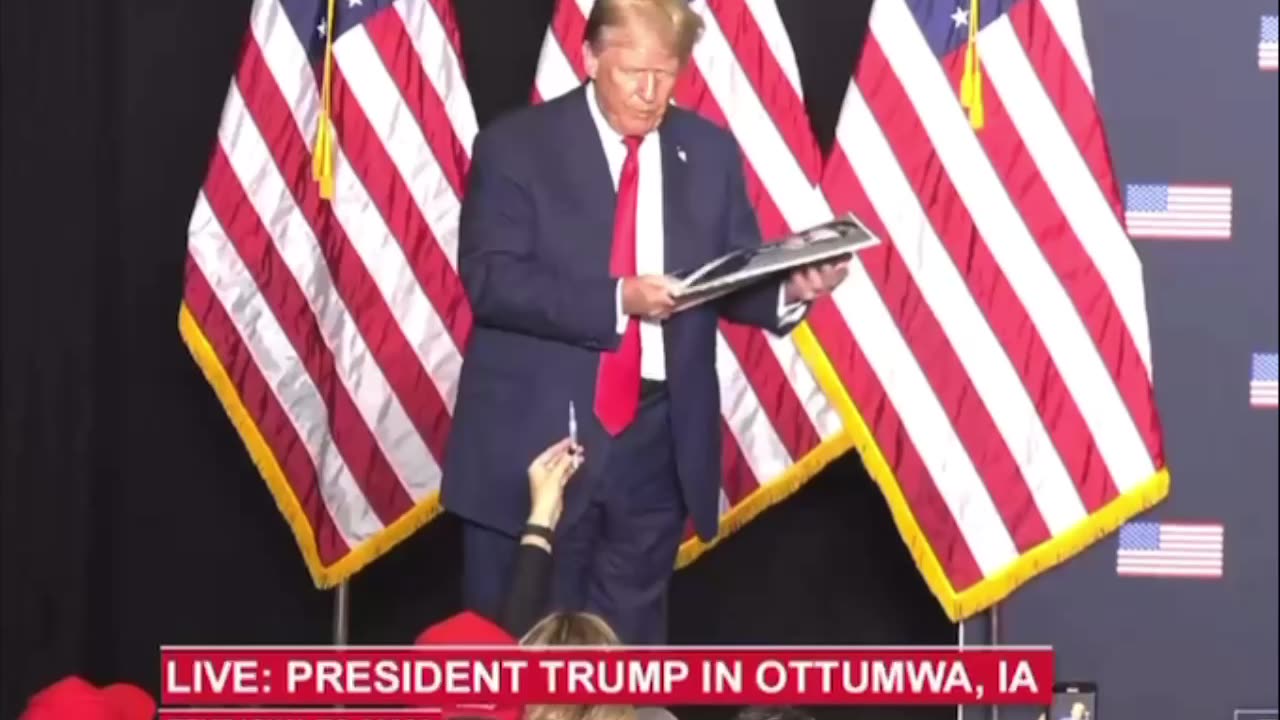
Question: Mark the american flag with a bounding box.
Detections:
[180,0,476,586]
[1116,521,1224,579]
[537,0,1167,620]
[1124,183,1234,240]
[811,0,1167,619]
[1261,16,1278,71]
[1251,352,1279,408]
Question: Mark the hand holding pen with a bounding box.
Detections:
[527,431,584,529]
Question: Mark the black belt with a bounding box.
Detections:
[640,378,668,402]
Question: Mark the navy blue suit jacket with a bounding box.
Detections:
[441,86,807,543]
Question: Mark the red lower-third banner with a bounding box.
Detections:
[159,646,1052,709]
[159,707,445,712]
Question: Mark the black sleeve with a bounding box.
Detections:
[498,542,554,638]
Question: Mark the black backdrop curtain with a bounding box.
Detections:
[0,1,953,718]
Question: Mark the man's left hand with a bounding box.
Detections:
[784,259,851,304]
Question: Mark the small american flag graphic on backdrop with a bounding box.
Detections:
[1116,521,1224,578]
[1260,16,1278,71]
[1251,352,1279,408]
[1124,183,1233,240]
[1233,709,1279,720]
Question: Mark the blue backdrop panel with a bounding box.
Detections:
[1000,0,1278,718]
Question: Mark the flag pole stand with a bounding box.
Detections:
[988,603,1001,720]
[956,620,965,720]
[331,582,350,709]
[333,581,351,645]
[958,605,1003,720]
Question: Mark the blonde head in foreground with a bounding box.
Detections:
[520,611,622,648]
[520,612,631,720]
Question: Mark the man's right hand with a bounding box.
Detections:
[621,275,678,321]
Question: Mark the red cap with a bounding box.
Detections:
[415,610,516,646]
[21,676,156,720]
[416,611,520,720]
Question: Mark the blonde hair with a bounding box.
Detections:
[584,0,705,62]
[520,612,631,720]
[524,704,636,720]
[520,611,622,647]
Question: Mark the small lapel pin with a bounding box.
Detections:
[676,147,687,162]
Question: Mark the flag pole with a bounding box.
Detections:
[330,582,350,710]
[989,603,1001,720]
[956,620,965,720]
[333,581,351,646]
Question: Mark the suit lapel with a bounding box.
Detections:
[559,95,696,286]
[659,124,695,275]
[560,86,618,271]
[659,121,698,353]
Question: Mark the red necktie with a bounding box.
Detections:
[595,136,644,436]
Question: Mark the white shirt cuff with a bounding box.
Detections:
[777,285,807,325]
[615,280,628,334]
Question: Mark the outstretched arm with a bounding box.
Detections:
[498,438,582,638]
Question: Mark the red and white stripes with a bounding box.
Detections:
[184,0,1168,611]
[183,0,476,580]
[811,0,1165,603]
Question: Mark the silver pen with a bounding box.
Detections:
[568,401,578,446]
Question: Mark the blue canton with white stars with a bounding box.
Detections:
[1124,184,1172,212]
[281,0,395,62]
[906,0,1020,58]
[1117,522,1161,550]
[1253,353,1279,383]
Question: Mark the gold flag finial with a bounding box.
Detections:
[958,0,985,130]
[312,0,338,199]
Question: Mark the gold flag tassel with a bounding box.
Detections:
[312,0,338,199]
[958,0,985,130]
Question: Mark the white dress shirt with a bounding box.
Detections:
[585,84,805,381]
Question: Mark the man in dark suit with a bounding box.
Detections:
[442,0,849,644]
